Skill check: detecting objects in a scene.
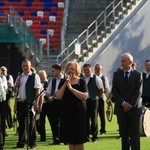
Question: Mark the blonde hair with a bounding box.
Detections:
[65,61,81,76]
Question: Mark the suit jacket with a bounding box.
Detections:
[112,69,142,116]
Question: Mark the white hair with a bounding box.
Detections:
[38,70,47,75]
[121,53,133,62]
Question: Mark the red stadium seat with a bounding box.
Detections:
[10,0,65,51]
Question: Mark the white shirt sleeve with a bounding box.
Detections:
[34,74,41,89]
[8,75,14,87]
[104,76,110,91]
[0,78,4,95]
[95,75,104,89]
[45,80,52,95]
[40,83,45,96]
[2,75,8,90]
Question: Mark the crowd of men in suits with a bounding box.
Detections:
[0,53,150,150]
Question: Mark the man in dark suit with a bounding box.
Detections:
[112,53,142,150]
[142,59,150,108]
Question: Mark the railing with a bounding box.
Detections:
[41,0,69,59]
[56,0,124,64]
[8,6,41,64]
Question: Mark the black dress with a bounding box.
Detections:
[60,78,87,144]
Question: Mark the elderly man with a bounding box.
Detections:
[112,53,142,150]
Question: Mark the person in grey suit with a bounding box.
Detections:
[112,53,142,150]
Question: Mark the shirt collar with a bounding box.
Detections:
[124,69,132,73]
[56,74,64,80]
[144,71,150,78]
[22,71,32,76]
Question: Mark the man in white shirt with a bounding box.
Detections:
[0,69,7,150]
[83,64,104,143]
[94,64,110,135]
[45,64,65,145]
[1,66,14,129]
[14,59,41,149]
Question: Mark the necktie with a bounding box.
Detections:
[124,71,129,84]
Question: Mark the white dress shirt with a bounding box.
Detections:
[18,71,41,100]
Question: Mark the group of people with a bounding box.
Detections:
[0,52,150,150]
[0,66,14,150]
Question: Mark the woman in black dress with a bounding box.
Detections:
[54,61,88,150]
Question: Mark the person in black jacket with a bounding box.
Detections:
[112,53,142,150]
[142,59,150,108]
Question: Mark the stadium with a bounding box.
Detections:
[0,0,150,150]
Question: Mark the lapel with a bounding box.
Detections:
[126,70,134,86]
[119,70,125,85]
[120,70,133,86]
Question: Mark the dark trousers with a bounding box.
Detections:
[49,100,62,142]
[0,101,6,149]
[98,98,106,134]
[86,99,98,140]
[17,102,36,147]
[38,102,52,141]
[118,113,140,150]
[5,94,13,128]
[142,96,150,108]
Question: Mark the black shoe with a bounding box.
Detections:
[100,130,106,135]
[40,140,46,142]
[50,141,60,145]
[116,135,121,139]
[16,142,24,148]
[92,139,98,143]
[64,142,68,145]
[40,138,46,142]
[101,132,106,135]
[30,146,36,149]
[30,144,36,149]
[86,137,90,142]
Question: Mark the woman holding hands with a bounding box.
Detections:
[54,61,88,150]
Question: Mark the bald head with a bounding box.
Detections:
[38,70,47,83]
[0,66,7,75]
[94,64,103,76]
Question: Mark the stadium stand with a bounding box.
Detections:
[0,0,65,51]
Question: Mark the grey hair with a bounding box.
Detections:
[121,53,133,62]
[38,70,47,75]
